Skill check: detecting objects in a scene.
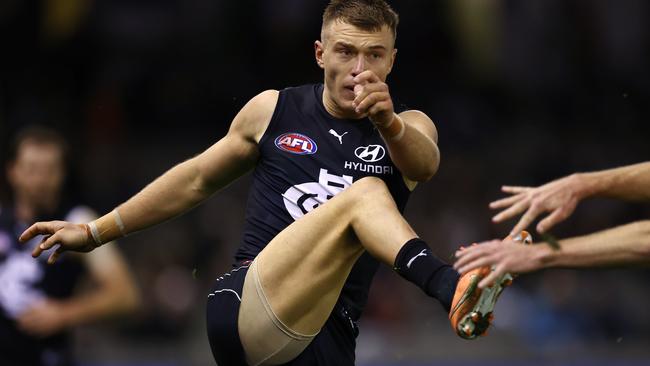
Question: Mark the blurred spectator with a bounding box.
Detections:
[0,126,140,366]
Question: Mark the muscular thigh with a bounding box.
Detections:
[254,186,364,334]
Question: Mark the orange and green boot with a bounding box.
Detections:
[449,231,533,339]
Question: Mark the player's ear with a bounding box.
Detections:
[315,40,325,69]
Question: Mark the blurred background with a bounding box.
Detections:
[2,0,650,365]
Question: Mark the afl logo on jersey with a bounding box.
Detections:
[354,145,385,162]
[275,133,318,155]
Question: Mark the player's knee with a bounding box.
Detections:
[334,177,394,216]
[350,176,392,202]
[352,176,386,190]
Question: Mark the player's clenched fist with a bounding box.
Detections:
[352,70,394,128]
[20,221,97,264]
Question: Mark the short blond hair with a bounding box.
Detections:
[322,0,399,40]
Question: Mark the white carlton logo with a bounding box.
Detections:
[355,145,385,163]
[283,169,353,220]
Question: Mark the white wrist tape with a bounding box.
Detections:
[88,221,103,246]
[113,209,126,236]
[390,117,406,141]
[380,114,406,142]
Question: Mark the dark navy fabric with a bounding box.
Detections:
[286,301,358,366]
[206,264,359,366]
[237,83,410,318]
[207,84,412,365]
[0,205,85,366]
[206,264,250,366]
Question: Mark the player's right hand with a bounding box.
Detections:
[352,70,394,128]
[490,174,585,235]
[19,221,95,264]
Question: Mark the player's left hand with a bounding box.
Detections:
[352,70,394,127]
[453,239,546,288]
[17,299,70,337]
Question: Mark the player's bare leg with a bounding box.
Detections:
[254,176,414,331]
[238,176,437,364]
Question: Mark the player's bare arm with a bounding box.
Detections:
[491,161,650,234]
[352,70,439,182]
[582,161,650,201]
[20,90,279,263]
[393,110,439,181]
[455,220,650,288]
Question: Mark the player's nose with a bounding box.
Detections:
[351,55,365,76]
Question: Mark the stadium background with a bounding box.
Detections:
[2,0,650,365]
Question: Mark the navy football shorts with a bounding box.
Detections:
[206,261,359,366]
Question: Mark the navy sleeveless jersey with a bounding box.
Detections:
[235,84,411,319]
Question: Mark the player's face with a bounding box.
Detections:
[315,21,396,117]
[7,141,65,209]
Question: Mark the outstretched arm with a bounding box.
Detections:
[491,161,650,234]
[21,90,278,263]
[454,220,650,288]
[583,161,650,201]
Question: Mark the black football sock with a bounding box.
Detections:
[393,238,460,311]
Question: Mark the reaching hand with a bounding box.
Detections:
[352,70,394,127]
[490,174,586,234]
[20,221,96,264]
[454,239,546,288]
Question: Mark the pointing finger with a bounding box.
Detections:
[501,186,532,194]
[489,193,524,210]
[20,222,59,243]
[453,244,495,271]
[456,255,495,275]
[536,208,569,234]
[510,208,539,235]
[20,222,49,242]
[492,199,529,223]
